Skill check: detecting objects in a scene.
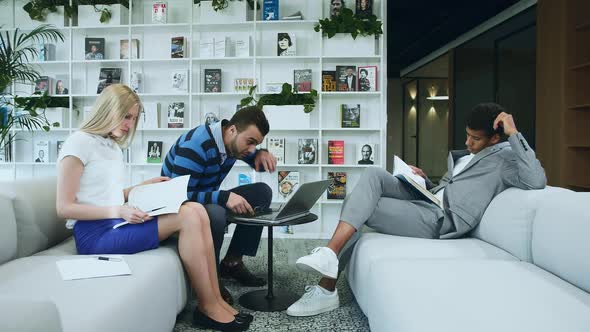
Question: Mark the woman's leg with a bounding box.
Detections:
[158,202,234,323]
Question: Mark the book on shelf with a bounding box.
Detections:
[278,170,300,202]
[215,37,229,58]
[336,65,357,92]
[171,36,186,58]
[138,102,160,129]
[265,82,283,93]
[112,175,191,229]
[393,155,443,209]
[357,143,375,165]
[355,0,373,18]
[238,172,252,186]
[170,70,188,92]
[56,140,65,160]
[84,38,105,60]
[234,78,256,93]
[266,137,285,164]
[322,70,337,92]
[234,36,251,57]
[34,76,52,95]
[341,104,360,128]
[199,37,215,58]
[263,0,279,21]
[152,1,168,24]
[120,39,140,59]
[294,69,312,92]
[282,10,303,20]
[204,69,222,93]
[54,74,68,95]
[277,32,296,56]
[147,141,163,163]
[97,68,122,94]
[358,65,378,92]
[38,43,56,61]
[34,140,49,163]
[167,102,184,128]
[202,109,220,126]
[327,171,346,199]
[298,138,317,164]
[328,140,344,164]
[131,71,142,93]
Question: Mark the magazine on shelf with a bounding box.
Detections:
[112,175,191,229]
[84,38,105,60]
[120,39,140,59]
[278,170,300,202]
[199,37,215,58]
[131,71,142,93]
[336,65,357,92]
[294,69,312,92]
[204,69,222,93]
[327,172,346,199]
[392,155,442,209]
[170,70,188,92]
[202,109,220,126]
[266,137,285,164]
[355,0,373,18]
[171,36,186,58]
[152,1,168,24]
[56,140,64,158]
[322,71,337,92]
[357,143,375,165]
[298,138,317,164]
[147,141,163,163]
[234,78,256,93]
[282,11,303,20]
[38,43,56,61]
[215,37,229,57]
[328,140,344,164]
[358,65,378,92]
[234,36,251,57]
[277,32,296,56]
[34,140,49,163]
[167,102,184,128]
[34,76,52,95]
[54,74,69,95]
[138,102,160,129]
[263,0,279,21]
[341,104,360,128]
[96,68,122,94]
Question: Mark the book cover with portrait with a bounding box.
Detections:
[85,37,105,60]
[277,32,296,56]
[96,68,122,94]
[355,0,373,18]
[204,69,222,93]
[167,102,185,128]
[266,137,285,164]
[340,104,360,128]
[358,65,378,92]
[357,143,375,165]
[327,171,347,199]
[277,170,300,202]
[147,141,163,163]
[294,69,312,92]
[202,109,220,126]
[34,76,52,95]
[54,74,69,95]
[328,140,344,164]
[120,39,140,59]
[298,138,317,164]
[170,36,186,58]
[34,140,49,163]
[336,65,357,91]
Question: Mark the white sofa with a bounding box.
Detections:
[348,187,590,332]
[0,177,189,332]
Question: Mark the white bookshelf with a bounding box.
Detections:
[1,0,387,239]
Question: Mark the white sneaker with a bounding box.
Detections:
[286,285,339,317]
[296,247,339,279]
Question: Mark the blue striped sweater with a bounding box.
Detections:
[161,124,257,207]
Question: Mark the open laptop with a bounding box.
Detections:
[231,180,330,224]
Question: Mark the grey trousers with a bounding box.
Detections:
[337,167,445,271]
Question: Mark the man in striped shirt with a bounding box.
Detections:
[162,106,277,303]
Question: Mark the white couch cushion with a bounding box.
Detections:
[0,295,62,332]
[347,233,516,313]
[471,186,571,262]
[0,194,17,265]
[0,246,187,332]
[532,192,590,293]
[365,260,590,332]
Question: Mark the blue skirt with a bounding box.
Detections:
[73,218,159,255]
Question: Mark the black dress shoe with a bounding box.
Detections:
[236,312,253,324]
[192,309,250,332]
[220,282,234,305]
[219,261,266,287]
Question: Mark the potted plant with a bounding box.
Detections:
[195,0,256,24]
[23,0,129,25]
[240,83,318,129]
[0,24,66,151]
[315,8,383,56]
[21,0,73,27]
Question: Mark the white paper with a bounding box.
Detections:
[56,256,131,280]
[129,174,190,216]
[393,155,426,189]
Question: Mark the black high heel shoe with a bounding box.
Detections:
[192,309,250,331]
[235,312,254,324]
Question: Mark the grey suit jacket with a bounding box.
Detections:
[429,132,546,239]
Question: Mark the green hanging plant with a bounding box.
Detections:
[314,8,383,39]
[23,0,129,24]
[240,83,318,114]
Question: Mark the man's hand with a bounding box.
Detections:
[227,192,254,215]
[493,112,518,136]
[254,150,277,172]
[409,165,427,179]
[141,176,170,185]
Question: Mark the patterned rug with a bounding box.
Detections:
[172,238,370,332]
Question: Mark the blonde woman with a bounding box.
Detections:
[56,84,251,331]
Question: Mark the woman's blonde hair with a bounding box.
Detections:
[80,84,142,148]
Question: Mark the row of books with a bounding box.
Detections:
[4,140,66,163]
[266,137,375,165]
[322,66,378,92]
[83,37,186,60]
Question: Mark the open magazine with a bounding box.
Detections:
[113,175,190,229]
[392,156,443,209]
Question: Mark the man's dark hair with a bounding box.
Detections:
[228,106,269,136]
[466,102,505,137]
[360,69,368,75]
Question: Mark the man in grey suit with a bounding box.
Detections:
[286,102,547,317]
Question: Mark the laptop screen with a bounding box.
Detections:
[275,180,330,219]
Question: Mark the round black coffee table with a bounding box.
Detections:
[228,213,318,312]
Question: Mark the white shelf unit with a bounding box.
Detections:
[1,0,387,239]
